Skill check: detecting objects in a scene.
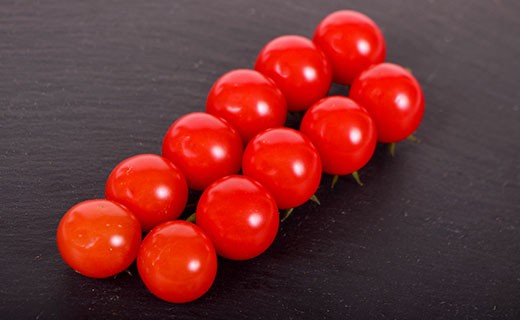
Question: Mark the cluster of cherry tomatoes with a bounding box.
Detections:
[56,10,424,304]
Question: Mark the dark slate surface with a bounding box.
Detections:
[1,1,519,319]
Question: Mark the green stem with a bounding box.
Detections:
[310,194,321,205]
[389,142,396,157]
[281,208,294,222]
[186,212,196,223]
[352,171,364,186]
[407,134,420,143]
[331,175,339,189]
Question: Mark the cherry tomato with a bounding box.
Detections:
[56,199,141,279]
[105,154,188,232]
[137,221,217,304]
[206,69,287,143]
[300,96,377,175]
[349,63,425,143]
[196,175,279,260]
[254,35,332,111]
[162,112,243,191]
[242,128,322,209]
[313,10,386,85]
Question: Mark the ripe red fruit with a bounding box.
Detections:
[242,128,322,209]
[255,35,332,111]
[206,69,287,143]
[196,175,279,260]
[162,112,243,191]
[349,63,425,143]
[300,96,377,175]
[105,154,188,232]
[138,221,217,304]
[313,10,386,85]
[57,199,142,279]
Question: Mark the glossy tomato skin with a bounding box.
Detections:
[242,128,322,209]
[105,154,188,232]
[313,10,386,85]
[349,63,425,143]
[56,199,141,279]
[196,175,279,260]
[300,96,377,175]
[137,221,217,304]
[162,112,243,191]
[254,35,332,111]
[206,69,287,143]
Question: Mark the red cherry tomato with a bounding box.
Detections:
[206,69,287,143]
[137,221,217,304]
[254,35,332,111]
[105,154,188,232]
[56,199,141,279]
[300,96,377,175]
[196,175,279,260]
[242,128,322,209]
[349,63,425,143]
[162,112,243,191]
[313,10,386,85]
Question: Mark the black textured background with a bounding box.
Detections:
[1,1,519,319]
